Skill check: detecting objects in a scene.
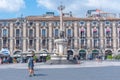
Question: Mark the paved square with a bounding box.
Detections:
[0,61,120,80]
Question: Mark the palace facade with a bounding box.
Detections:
[1,12,120,59]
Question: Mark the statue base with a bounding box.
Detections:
[46,54,78,64]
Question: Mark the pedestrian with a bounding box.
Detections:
[28,54,35,77]
[0,57,2,64]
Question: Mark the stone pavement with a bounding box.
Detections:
[0,61,120,80]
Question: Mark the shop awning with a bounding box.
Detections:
[0,48,10,56]
[92,50,99,53]
[39,50,48,56]
[79,50,86,53]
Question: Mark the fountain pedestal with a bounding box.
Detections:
[46,38,76,64]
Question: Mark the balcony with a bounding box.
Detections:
[29,35,34,39]
[106,44,112,48]
[15,35,21,39]
[81,45,86,49]
[93,46,99,49]
[93,35,99,38]
[3,44,8,48]
[2,35,8,39]
[106,35,111,38]
[67,35,72,38]
[54,35,59,39]
[29,45,34,49]
[80,34,86,38]
[41,36,47,39]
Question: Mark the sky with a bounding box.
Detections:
[0,0,120,19]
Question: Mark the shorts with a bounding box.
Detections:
[28,65,34,70]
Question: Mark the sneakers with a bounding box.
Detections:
[33,74,35,76]
[29,74,35,77]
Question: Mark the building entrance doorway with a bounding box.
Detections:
[67,50,73,60]
[105,50,112,59]
[92,50,99,59]
[79,50,86,60]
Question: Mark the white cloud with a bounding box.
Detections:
[0,0,25,12]
[37,0,120,17]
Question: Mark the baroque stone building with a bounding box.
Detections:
[0,12,120,59]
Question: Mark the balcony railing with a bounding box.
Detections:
[81,45,87,49]
[106,35,111,38]
[29,35,34,39]
[3,44,8,48]
[2,35,8,38]
[93,35,99,38]
[54,35,59,39]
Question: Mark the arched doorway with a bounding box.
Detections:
[67,50,73,60]
[79,50,86,60]
[0,48,10,56]
[118,50,120,54]
[105,50,112,59]
[13,50,22,63]
[28,49,35,53]
[13,50,21,57]
[39,50,48,62]
[92,50,99,59]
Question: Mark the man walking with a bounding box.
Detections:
[28,54,35,77]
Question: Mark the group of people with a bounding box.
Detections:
[0,54,35,77]
[0,56,13,64]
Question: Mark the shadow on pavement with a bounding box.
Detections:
[34,73,47,77]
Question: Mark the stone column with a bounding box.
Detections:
[100,22,104,48]
[74,22,78,49]
[48,22,53,53]
[112,22,117,53]
[36,23,39,52]
[23,23,26,52]
[86,22,91,49]
[10,23,13,55]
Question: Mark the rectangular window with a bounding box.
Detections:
[29,40,33,46]
[16,29,20,36]
[3,29,8,36]
[3,39,7,45]
[3,39,7,47]
[67,29,72,37]
[3,22,8,26]
[81,31,84,37]
[53,22,56,26]
[29,29,33,37]
[41,22,46,26]
[81,39,86,48]
[54,29,59,36]
[42,29,46,37]
[42,39,46,46]
[66,21,72,26]
[16,40,19,45]
[106,38,112,47]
